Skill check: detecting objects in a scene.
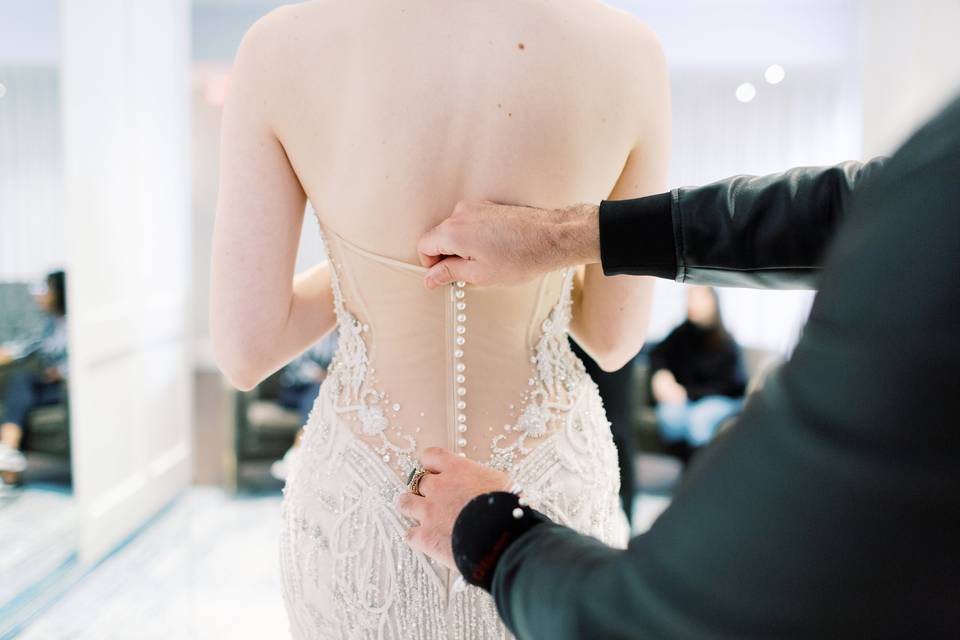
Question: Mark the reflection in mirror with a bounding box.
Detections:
[0,2,79,631]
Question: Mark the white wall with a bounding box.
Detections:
[861,0,960,156]
[612,0,862,71]
[644,66,861,353]
[0,65,65,281]
[0,0,59,65]
[618,2,864,354]
[61,0,193,564]
[0,2,64,281]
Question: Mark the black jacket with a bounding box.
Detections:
[452,95,960,638]
[599,159,887,288]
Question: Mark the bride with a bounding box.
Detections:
[210,1,669,637]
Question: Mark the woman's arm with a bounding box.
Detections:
[210,13,336,391]
[569,31,671,372]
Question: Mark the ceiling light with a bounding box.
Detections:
[765,64,786,85]
[735,82,756,103]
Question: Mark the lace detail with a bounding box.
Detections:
[318,229,418,478]
[281,378,628,640]
[279,224,629,639]
[488,269,587,471]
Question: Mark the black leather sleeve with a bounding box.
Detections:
[484,98,960,639]
[599,159,887,289]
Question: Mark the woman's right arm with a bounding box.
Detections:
[209,10,336,391]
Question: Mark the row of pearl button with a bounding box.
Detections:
[453,280,467,457]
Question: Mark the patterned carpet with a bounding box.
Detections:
[17,487,290,640]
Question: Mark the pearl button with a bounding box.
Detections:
[456,281,466,288]
[456,325,466,335]
[457,414,466,423]
[457,314,466,323]
[456,336,465,346]
[458,438,467,447]
[458,424,467,433]
[454,349,464,359]
[512,508,524,519]
[456,374,466,384]
[455,290,465,299]
[457,387,466,396]
[456,302,466,311]
[456,363,466,373]
[457,400,466,410]
[392,403,401,412]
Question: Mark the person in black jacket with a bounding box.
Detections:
[650,285,746,458]
[398,95,960,638]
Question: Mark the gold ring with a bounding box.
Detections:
[407,467,428,496]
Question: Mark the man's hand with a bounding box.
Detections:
[398,447,510,570]
[416,201,601,289]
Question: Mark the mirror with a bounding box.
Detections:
[0,1,78,632]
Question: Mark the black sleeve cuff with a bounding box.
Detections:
[598,192,677,279]
[452,492,548,592]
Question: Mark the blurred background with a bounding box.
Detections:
[1,0,958,637]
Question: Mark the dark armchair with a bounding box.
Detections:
[233,371,302,489]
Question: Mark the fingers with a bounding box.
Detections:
[420,253,442,269]
[420,446,457,473]
[424,259,456,289]
[415,470,437,497]
[404,526,429,557]
[424,257,476,290]
[404,526,455,570]
[417,200,486,268]
[404,525,434,554]
[396,492,428,521]
[417,223,455,267]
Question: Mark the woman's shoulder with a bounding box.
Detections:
[566,3,668,116]
[233,1,345,66]
[582,2,665,62]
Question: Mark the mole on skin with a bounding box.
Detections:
[518,43,525,50]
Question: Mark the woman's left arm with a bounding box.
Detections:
[569,30,671,372]
[210,12,336,391]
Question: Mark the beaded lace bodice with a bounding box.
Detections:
[314,221,587,479]
[279,220,629,639]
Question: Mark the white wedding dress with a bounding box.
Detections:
[278,219,630,639]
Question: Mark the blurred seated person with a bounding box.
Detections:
[0,271,68,485]
[650,285,745,462]
[270,330,338,480]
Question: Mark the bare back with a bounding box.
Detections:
[252,0,664,261]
